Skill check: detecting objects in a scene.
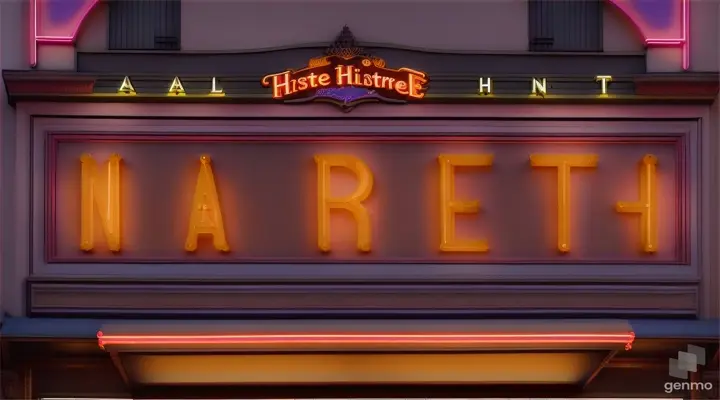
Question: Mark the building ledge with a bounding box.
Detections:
[3,70,718,106]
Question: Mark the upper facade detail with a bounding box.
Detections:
[30,0,690,69]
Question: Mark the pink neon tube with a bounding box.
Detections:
[97,331,637,351]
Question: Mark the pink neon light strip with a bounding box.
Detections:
[30,0,99,67]
[642,0,691,70]
[97,331,636,350]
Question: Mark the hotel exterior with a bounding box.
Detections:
[0,0,719,398]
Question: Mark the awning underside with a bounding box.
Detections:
[122,352,608,385]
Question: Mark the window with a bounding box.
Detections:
[528,0,604,52]
[108,0,181,50]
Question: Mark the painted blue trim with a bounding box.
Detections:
[1,317,718,340]
[1,317,103,339]
[629,319,720,339]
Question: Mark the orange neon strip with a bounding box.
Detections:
[97,331,635,350]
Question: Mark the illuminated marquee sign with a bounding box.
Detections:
[49,136,684,263]
[259,27,428,111]
[261,55,428,110]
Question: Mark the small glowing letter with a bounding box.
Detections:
[438,154,493,252]
[531,78,547,97]
[478,77,492,95]
[210,77,225,96]
[315,154,373,253]
[118,76,136,95]
[615,155,658,253]
[80,154,122,252]
[595,75,612,95]
[185,155,230,252]
[530,154,598,253]
[168,76,186,96]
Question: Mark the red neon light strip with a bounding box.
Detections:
[97,331,636,350]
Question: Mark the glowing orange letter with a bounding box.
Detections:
[80,153,122,252]
[315,154,373,253]
[185,155,230,252]
[615,155,658,253]
[438,154,493,252]
[530,154,598,253]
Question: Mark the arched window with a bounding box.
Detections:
[108,0,181,50]
[528,0,604,52]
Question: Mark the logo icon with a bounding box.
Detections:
[669,344,706,379]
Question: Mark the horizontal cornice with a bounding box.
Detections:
[3,70,718,105]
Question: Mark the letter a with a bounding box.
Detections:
[80,154,122,252]
[168,76,186,96]
[315,154,373,252]
[185,155,230,252]
[118,76,136,95]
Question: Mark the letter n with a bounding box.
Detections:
[80,154,122,252]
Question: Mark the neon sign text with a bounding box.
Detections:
[262,62,428,100]
[78,153,660,256]
[260,55,428,108]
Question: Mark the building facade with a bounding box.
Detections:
[0,0,719,398]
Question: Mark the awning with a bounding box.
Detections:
[84,319,634,385]
[96,318,635,352]
[2,318,717,398]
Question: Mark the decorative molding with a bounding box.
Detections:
[25,116,701,285]
[28,280,699,317]
[325,26,368,59]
